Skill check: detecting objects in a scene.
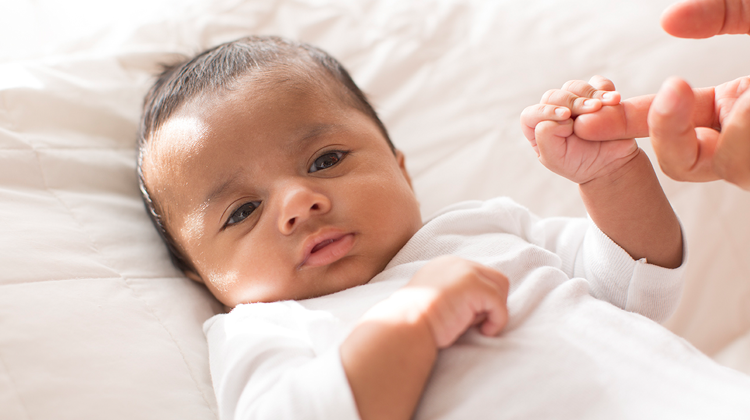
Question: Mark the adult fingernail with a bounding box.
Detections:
[652,79,679,114]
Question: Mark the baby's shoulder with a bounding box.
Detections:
[423,197,537,235]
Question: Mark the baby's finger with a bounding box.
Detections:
[541,89,602,116]
[473,263,510,293]
[520,104,570,141]
[535,119,573,171]
[473,268,509,336]
[563,79,621,106]
[478,302,508,337]
[588,75,616,92]
[536,119,574,141]
[588,76,620,105]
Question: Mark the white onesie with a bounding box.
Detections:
[204,197,750,419]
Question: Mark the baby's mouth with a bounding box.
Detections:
[311,239,336,254]
[300,232,356,269]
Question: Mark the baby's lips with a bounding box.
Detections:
[298,229,355,268]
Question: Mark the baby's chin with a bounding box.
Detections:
[222,257,385,307]
[293,258,385,301]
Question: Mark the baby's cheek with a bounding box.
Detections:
[206,268,241,295]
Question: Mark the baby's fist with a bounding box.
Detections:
[402,256,509,348]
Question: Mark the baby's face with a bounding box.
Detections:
[142,76,422,307]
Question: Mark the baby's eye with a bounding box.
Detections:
[226,201,261,227]
[309,151,348,173]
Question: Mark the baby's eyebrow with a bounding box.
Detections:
[299,124,336,142]
[282,123,341,154]
[203,171,243,213]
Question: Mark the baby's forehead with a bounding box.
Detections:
[167,75,345,142]
[143,75,357,200]
[238,66,353,106]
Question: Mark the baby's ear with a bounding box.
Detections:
[395,149,414,189]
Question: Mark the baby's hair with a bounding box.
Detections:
[137,35,393,276]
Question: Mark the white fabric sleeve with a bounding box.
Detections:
[571,219,686,323]
[204,302,360,420]
[481,198,686,323]
[528,209,686,323]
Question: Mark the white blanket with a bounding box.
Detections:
[1,0,749,419]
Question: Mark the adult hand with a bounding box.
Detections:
[661,0,750,38]
[651,0,750,190]
[648,76,750,189]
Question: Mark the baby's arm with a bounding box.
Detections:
[520,76,682,268]
[340,256,509,420]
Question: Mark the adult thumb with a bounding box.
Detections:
[713,88,750,190]
[648,77,703,181]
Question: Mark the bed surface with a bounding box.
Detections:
[2,0,749,418]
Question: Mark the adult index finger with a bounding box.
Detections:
[661,0,750,39]
[574,95,652,141]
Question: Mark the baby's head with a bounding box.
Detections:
[137,36,422,307]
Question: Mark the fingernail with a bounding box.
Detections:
[602,92,613,101]
[584,99,597,108]
[555,107,567,117]
[652,79,679,114]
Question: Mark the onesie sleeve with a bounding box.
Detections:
[426,197,686,322]
[571,218,686,323]
[530,210,686,323]
[204,302,360,420]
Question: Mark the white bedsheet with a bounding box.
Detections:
[1,0,749,419]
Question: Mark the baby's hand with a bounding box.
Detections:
[366,256,509,349]
[520,76,639,184]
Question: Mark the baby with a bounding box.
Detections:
[137,36,750,420]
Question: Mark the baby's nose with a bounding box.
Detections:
[277,185,331,234]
